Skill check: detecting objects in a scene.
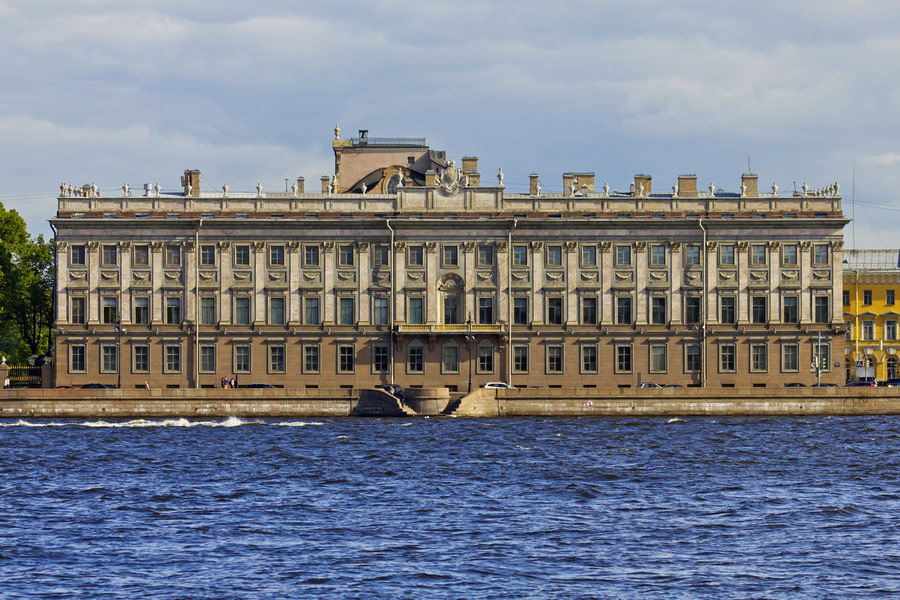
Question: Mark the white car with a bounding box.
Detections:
[483,382,514,389]
[638,382,662,388]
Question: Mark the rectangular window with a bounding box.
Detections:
[513,297,528,325]
[234,245,250,266]
[70,345,86,372]
[444,297,459,324]
[863,320,875,341]
[478,345,494,373]
[615,245,631,267]
[719,244,735,266]
[199,345,215,373]
[269,345,285,373]
[649,244,666,266]
[782,244,798,266]
[814,296,829,324]
[339,297,355,325]
[582,297,597,325]
[71,296,86,324]
[684,244,700,266]
[269,297,285,325]
[651,296,667,325]
[616,296,632,324]
[372,345,388,373]
[813,244,829,265]
[751,296,767,324]
[71,245,86,266]
[581,245,597,267]
[132,245,149,267]
[200,244,215,266]
[373,297,389,325]
[751,244,767,266]
[234,297,251,325]
[338,244,355,267]
[165,345,182,373]
[134,345,150,373]
[478,297,494,325]
[269,245,285,267]
[814,343,831,372]
[338,345,355,373]
[101,345,118,373]
[685,296,701,324]
[720,296,736,324]
[304,245,320,267]
[686,344,701,372]
[843,290,850,306]
[102,244,118,266]
[133,296,149,325]
[720,344,736,372]
[165,245,181,267]
[650,345,667,373]
[513,346,529,373]
[782,344,799,371]
[442,245,459,267]
[407,245,424,267]
[863,290,873,305]
[545,245,563,267]
[200,297,215,325]
[751,344,768,372]
[234,346,250,373]
[304,345,321,373]
[407,346,424,373]
[616,345,633,373]
[442,345,459,373]
[304,297,319,325]
[547,345,563,373]
[477,245,494,267]
[547,297,563,325]
[886,321,898,341]
[373,245,390,267]
[166,297,182,324]
[512,245,528,267]
[408,297,424,325]
[102,296,118,324]
[888,290,896,306]
[783,296,799,323]
[581,346,598,373]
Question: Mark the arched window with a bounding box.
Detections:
[438,274,464,324]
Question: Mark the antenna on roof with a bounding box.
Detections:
[852,154,856,250]
[747,156,751,173]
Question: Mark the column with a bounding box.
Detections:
[832,241,843,323]
[706,242,718,323]
[395,242,408,323]
[497,241,509,325]
[183,241,195,325]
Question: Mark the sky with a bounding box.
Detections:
[2,0,900,248]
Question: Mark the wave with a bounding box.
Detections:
[0,417,326,428]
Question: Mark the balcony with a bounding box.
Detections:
[396,323,506,335]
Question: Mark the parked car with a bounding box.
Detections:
[483,382,514,389]
[785,382,807,387]
[847,380,877,387]
[80,383,115,389]
[811,383,839,388]
[883,378,900,387]
[663,384,683,388]
[244,383,275,388]
[638,382,662,389]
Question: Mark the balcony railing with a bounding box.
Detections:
[396,323,506,334]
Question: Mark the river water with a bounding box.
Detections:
[1,415,898,599]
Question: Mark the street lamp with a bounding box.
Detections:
[466,313,474,393]
[114,320,126,389]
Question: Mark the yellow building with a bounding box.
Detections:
[843,250,900,381]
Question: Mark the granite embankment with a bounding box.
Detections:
[2,386,900,418]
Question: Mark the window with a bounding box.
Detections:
[616,296,632,325]
[132,245,149,266]
[751,244,767,266]
[234,297,250,325]
[407,245,424,267]
[102,296,118,324]
[545,245,563,267]
[304,245,320,267]
[889,357,899,380]
[782,244,798,266]
[513,346,529,373]
[751,296,767,324]
[547,297,563,325]
[338,345,355,373]
[408,297,424,325]
[166,297,182,324]
[719,244,735,266]
[102,244,118,266]
[581,346,598,373]
[200,297,215,325]
[269,297,285,325]
[200,245,215,266]
[685,344,701,372]
[477,245,494,267]
[547,345,563,373]
[304,345,321,373]
[407,345,424,373]
[444,297,459,324]
[234,245,250,266]
[442,345,459,373]
[782,296,799,323]
[199,345,215,373]
[581,245,597,267]
[269,345,285,373]
[782,344,799,371]
[134,345,150,373]
[814,296,829,324]
[650,345,667,373]
[720,344,736,372]
[813,244,829,264]
[582,297,597,325]
[684,244,700,266]
[685,296,701,324]
[101,345,118,373]
[70,245,86,266]
[70,344,86,372]
[373,297,389,325]
[615,245,631,267]
[442,245,459,267]
[339,297,355,325]
[649,244,666,266]
[372,345,388,373]
[269,245,285,267]
[477,345,494,373]
[512,245,528,266]
[304,297,319,325]
[165,245,181,267]
[751,344,768,372]
[651,296,667,324]
[814,343,830,372]
[863,290,872,305]
[616,345,633,373]
[886,320,898,341]
[373,245,390,267]
[862,320,875,341]
[338,244,355,267]
[133,297,149,325]
[720,296,736,324]
[478,297,494,325]
[165,345,182,373]
[234,346,251,373]
[71,296,86,324]
[843,290,850,306]
[513,297,528,325]
[888,290,896,306]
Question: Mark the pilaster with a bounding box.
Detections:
[120,242,132,324]
[800,241,812,323]
[87,242,100,324]
[323,242,335,324]
[55,242,68,323]
[464,242,476,322]
[288,242,301,325]
[768,242,781,323]
[531,242,544,324]
[565,242,578,325]
[670,242,682,325]
[737,242,750,324]
[219,242,232,324]
[358,242,371,324]
[150,242,164,324]
[634,242,647,325]
[600,242,612,324]
[253,242,266,325]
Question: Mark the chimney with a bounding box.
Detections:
[143,183,152,197]
[461,156,480,186]
[529,173,540,195]
[181,170,200,197]
[296,177,305,193]
[677,175,698,198]
[562,173,575,194]
[569,172,594,193]
[321,176,331,193]
[741,173,759,197]
[425,170,437,187]
[633,174,652,196]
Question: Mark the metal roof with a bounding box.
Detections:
[843,249,900,270]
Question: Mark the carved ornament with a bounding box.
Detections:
[495,241,508,253]
[218,241,231,251]
[87,241,100,252]
[600,241,612,253]
[288,241,301,252]
[394,242,406,253]
[737,241,749,252]
[56,241,68,251]
[831,240,844,250]
[151,241,164,253]
[253,242,266,253]
[323,242,334,252]
[566,241,578,253]
[358,242,369,252]
[706,241,717,251]
[530,241,543,252]
[634,241,646,252]
[425,242,437,253]
[768,241,781,250]
[800,241,812,250]
[119,241,131,251]
[464,242,477,253]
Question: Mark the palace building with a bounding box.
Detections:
[51,129,847,390]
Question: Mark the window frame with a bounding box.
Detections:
[164,344,182,373]
[303,344,321,374]
[581,345,598,374]
[199,345,216,373]
[70,244,87,266]
[615,344,633,373]
[407,245,424,267]
[268,244,285,267]
[234,245,251,267]
[269,344,286,373]
[750,343,768,373]
[441,244,459,268]
[649,344,667,374]
[69,344,87,373]
[101,244,118,267]
[133,344,151,373]
[234,345,251,373]
[133,296,150,325]
[546,344,564,374]
[199,244,216,267]
[338,244,355,268]
[719,343,736,373]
